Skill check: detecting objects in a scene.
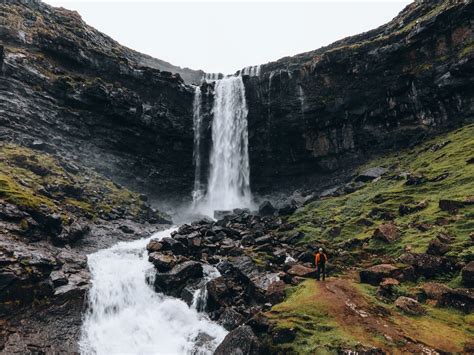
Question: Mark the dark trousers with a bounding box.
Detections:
[316,263,326,281]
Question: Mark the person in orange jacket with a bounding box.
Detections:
[314,248,328,281]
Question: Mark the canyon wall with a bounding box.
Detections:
[1,0,473,200]
[243,0,473,193]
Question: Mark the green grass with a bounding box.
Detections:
[267,281,360,353]
[288,125,474,262]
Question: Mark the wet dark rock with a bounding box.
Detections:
[277,203,297,216]
[147,239,163,252]
[214,325,263,355]
[153,261,203,297]
[119,225,135,234]
[148,253,177,272]
[258,201,275,217]
[218,307,245,331]
[160,237,186,255]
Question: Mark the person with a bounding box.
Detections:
[314,248,328,281]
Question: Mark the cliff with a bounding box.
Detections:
[242,0,473,193]
[0,0,199,201]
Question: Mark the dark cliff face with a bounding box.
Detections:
[0,0,198,200]
[242,0,473,194]
[1,0,473,201]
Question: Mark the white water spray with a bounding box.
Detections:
[79,228,227,354]
[194,75,252,216]
[192,86,204,206]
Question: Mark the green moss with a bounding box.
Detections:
[288,125,474,262]
[267,281,361,353]
[0,143,161,223]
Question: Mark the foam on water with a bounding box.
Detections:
[79,228,227,354]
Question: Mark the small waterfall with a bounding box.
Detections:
[240,65,261,77]
[191,265,221,313]
[79,228,227,354]
[192,86,204,206]
[298,85,305,115]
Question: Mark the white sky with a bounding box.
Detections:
[43,0,412,74]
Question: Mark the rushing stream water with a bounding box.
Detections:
[79,228,227,354]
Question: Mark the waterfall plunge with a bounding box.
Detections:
[193,76,252,217]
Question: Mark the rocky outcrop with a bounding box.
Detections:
[241,0,473,193]
[0,0,196,201]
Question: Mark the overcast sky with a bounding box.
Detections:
[43,1,412,74]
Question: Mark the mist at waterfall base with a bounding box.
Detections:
[191,74,254,219]
[79,228,227,354]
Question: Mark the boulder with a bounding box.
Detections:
[426,238,451,256]
[258,201,275,217]
[355,167,387,182]
[153,261,203,297]
[398,200,428,216]
[420,282,451,302]
[265,280,286,305]
[376,278,400,300]
[218,307,245,331]
[439,199,465,212]
[373,223,400,243]
[395,296,426,315]
[461,261,474,287]
[277,203,297,216]
[160,237,187,255]
[287,264,316,278]
[439,288,473,313]
[146,239,163,252]
[272,327,296,344]
[214,325,263,355]
[398,253,450,278]
[360,264,405,285]
[148,253,176,272]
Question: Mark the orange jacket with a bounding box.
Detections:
[315,252,328,266]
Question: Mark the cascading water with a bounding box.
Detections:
[79,228,227,354]
[192,86,204,206]
[194,75,252,217]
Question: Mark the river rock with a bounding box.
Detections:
[258,201,275,217]
[214,325,263,355]
[153,261,203,297]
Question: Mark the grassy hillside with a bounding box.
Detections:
[290,124,473,263]
[267,125,474,353]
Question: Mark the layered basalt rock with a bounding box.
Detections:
[0,0,199,200]
[241,0,473,193]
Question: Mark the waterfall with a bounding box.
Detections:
[194,75,251,216]
[79,228,227,354]
[192,86,204,206]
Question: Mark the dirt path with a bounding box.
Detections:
[314,277,467,354]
